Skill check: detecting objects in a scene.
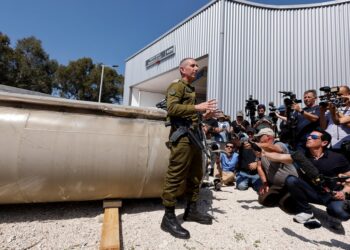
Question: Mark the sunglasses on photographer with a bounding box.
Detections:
[307,134,321,140]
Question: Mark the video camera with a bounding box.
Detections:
[245,95,259,125]
[279,91,302,108]
[268,101,278,123]
[248,140,262,152]
[245,95,259,111]
[319,86,344,108]
[268,101,277,112]
[278,91,301,149]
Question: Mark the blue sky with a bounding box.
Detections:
[0,0,329,74]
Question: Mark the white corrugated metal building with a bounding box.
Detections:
[124,0,350,118]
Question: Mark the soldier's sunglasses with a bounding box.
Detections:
[226,145,234,148]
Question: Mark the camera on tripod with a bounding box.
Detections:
[245,95,259,111]
[319,86,344,108]
[268,102,278,124]
[245,95,259,125]
[279,91,302,108]
[278,91,300,149]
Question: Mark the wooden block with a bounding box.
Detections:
[100,200,122,250]
[103,199,122,208]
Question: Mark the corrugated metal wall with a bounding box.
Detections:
[124,0,350,119]
[222,0,350,116]
[124,1,222,105]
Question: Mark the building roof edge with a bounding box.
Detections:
[125,0,350,62]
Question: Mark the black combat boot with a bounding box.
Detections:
[183,202,212,224]
[161,206,190,239]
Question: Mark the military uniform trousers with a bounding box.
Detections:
[162,136,203,207]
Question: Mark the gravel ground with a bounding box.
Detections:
[0,185,349,249]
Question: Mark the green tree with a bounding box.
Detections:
[13,36,58,94]
[54,57,94,100]
[0,32,15,85]
[91,64,123,103]
[54,59,123,103]
[1,32,124,102]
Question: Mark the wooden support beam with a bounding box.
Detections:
[100,199,122,250]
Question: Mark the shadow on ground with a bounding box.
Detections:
[0,200,102,223]
[312,205,346,235]
[282,228,350,249]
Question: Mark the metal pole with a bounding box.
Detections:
[98,65,105,103]
[217,0,225,111]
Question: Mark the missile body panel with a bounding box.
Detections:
[0,92,169,204]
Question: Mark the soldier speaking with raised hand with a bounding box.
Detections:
[160,58,217,239]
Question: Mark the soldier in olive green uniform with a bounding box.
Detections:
[160,58,217,239]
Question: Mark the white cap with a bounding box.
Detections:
[255,128,274,137]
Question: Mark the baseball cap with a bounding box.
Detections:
[255,128,274,138]
[278,105,286,112]
[246,127,255,134]
[236,111,244,117]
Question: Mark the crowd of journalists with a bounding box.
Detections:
[200,86,350,227]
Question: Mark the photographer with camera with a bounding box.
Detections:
[245,95,259,126]
[215,111,231,144]
[250,128,299,214]
[292,89,320,150]
[231,110,250,134]
[236,128,262,192]
[263,128,350,226]
[253,104,274,132]
[276,105,288,130]
[319,85,350,161]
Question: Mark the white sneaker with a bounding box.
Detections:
[293,212,314,224]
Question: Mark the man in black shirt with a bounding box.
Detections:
[293,89,320,150]
[235,128,261,191]
[263,129,350,224]
[253,104,274,132]
[231,110,250,134]
[236,140,262,192]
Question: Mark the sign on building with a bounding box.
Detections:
[145,46,175,68]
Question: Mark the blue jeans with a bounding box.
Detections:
[285,175,350,221]
[236,171,262,192]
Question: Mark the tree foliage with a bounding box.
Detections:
[54,59,123,103]
[90,64,123,103]
[0,32,124,103]
[13,36,58,94]
[0,32,16,85]
[54,58,95,100]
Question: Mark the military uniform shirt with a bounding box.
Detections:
[166,79,197,124]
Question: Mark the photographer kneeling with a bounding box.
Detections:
[263,128,350,225]
[236,128,262,192]
[252,128,298,214]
